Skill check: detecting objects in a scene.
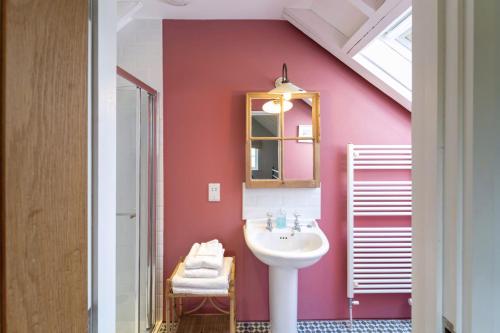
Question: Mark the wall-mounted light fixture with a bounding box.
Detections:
[263,63,305,114]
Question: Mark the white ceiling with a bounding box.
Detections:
[132,0,312,20]
[118,0,412,110]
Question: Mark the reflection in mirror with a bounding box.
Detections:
[252,113,279,137]
[251,99,279,137]
[283,95,314,181]
[284,96,313,138]
[251,140,280,180]
[283,140,313,180]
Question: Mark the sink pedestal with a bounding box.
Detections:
[269,266,298,333]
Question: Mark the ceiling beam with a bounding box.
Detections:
[343,0,411,55]
[348,0,376,17]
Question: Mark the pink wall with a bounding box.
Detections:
[163,20,411,321]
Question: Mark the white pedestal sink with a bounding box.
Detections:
[243,218,330,333]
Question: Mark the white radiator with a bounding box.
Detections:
[347,144,412,323]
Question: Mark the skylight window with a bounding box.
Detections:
[353,8,412,101]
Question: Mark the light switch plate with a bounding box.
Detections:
[208,183,220,202]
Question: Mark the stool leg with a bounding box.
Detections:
[178,297,183,317]
[165,295,170,333]
[230,293,235,333]
[172,297,177,325]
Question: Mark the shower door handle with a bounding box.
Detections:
[116,212,136,219]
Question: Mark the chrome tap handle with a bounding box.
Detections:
[293,212,301,224]
[266,212,273,231]
[292,212,301,232]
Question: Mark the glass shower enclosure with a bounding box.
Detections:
[116,67,158,333]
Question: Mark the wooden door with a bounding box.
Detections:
[1,0,88,331]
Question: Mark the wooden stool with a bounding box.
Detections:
[165,257,236,333]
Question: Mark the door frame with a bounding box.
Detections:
[90,0,118,331]
[413,1,500,332]
[412,1,445,331]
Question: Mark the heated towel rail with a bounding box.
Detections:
[347,144,412,324]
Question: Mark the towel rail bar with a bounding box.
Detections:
[353,268,412,273]
[353,166,412,170]
[354,289,412,294]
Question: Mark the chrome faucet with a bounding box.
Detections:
[292,212,301,232]
[266,212,273,232]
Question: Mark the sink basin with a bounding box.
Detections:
[244,218,329,269]
[243,218,329,333]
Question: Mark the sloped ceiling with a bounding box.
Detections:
[125,0,314,19]
[118,0,411,110]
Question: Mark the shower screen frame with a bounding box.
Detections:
[117,66,159,332]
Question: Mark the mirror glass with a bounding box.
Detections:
[250,140,281,180]
[283,96,314,180]
[246,92,319,187]
[283,140,314,180]
[284,96,313,138]
[251,99,279,137]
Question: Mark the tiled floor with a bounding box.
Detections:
[159,319,412,332]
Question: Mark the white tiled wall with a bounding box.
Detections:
[242,183,321,220]
[118,19,164,322]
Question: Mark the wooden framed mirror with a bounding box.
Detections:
[245,92,320,188]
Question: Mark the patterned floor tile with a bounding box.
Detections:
[158,319,411,332]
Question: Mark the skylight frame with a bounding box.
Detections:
[353,7,413,102]
[381,10,412,61]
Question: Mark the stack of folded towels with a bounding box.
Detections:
[172,239,233,295]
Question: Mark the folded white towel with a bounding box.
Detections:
[186,243,200,258]
[173,257,233,290]
[197,239,224,257]
[183,267,220,278]
[172,287,228,295]
[185,243,224,270]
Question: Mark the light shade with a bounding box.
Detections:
[262,64,307,113]
[268,81,302,101]
[262,99,293,114]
